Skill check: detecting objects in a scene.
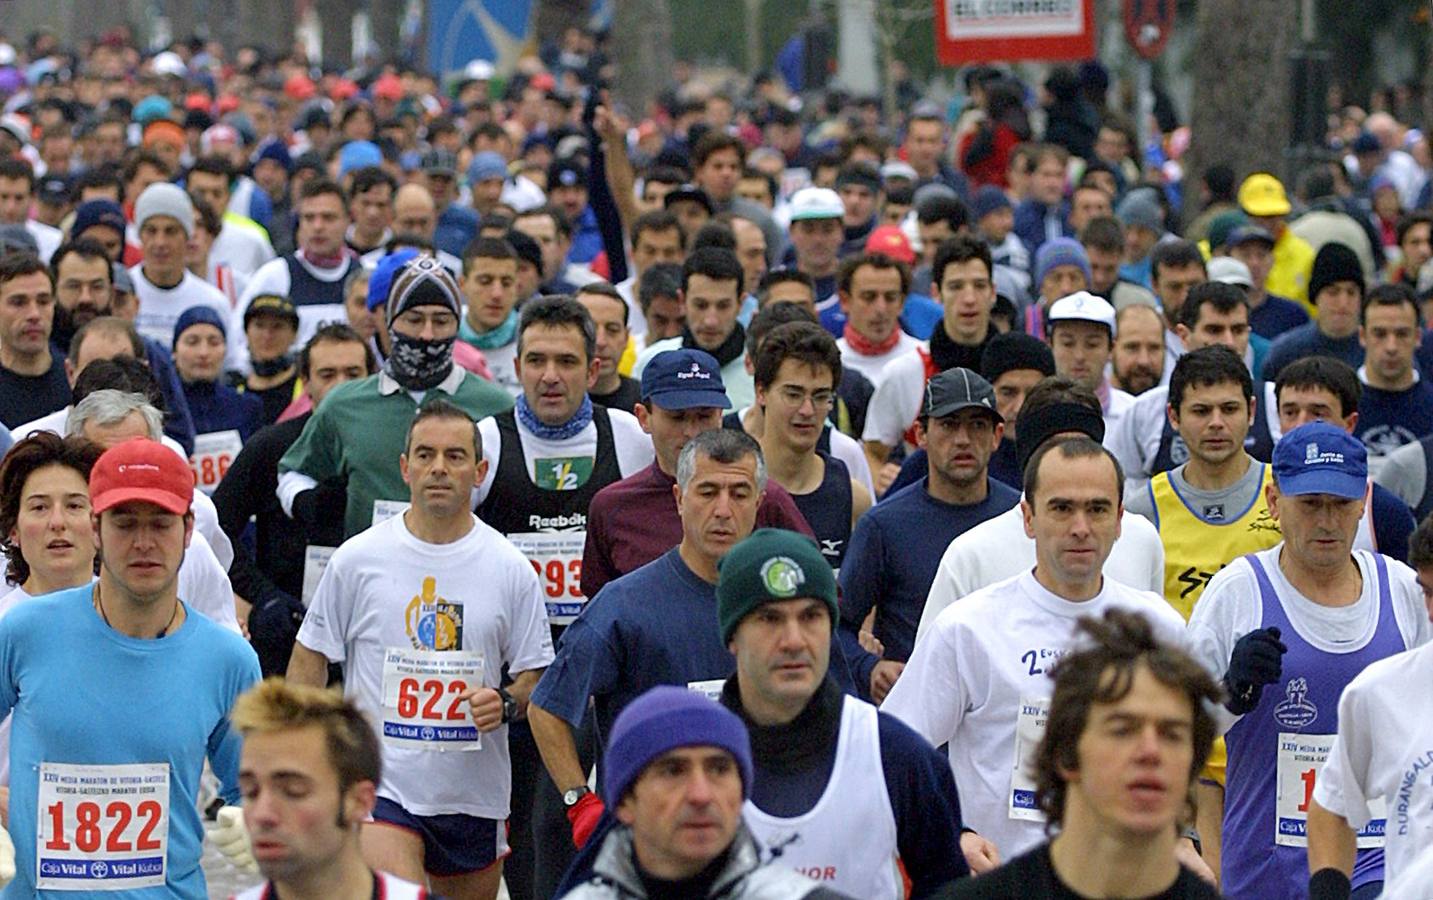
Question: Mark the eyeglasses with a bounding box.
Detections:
[776,386,834,409]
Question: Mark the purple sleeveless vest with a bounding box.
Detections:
[1222,551,1404,898]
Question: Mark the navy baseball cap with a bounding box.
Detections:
[640,348,731,410]
[1273,422,1367,500]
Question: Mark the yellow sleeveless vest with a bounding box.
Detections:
[1150,462,1282,621]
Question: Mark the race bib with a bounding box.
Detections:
[1276,733,1386,848]
[687,679,726,702]
[507,531,586,624]
[188,430,241,494]
[380,649,485,751]
[371,499,409,528]
[1009,696,1051,822]
[37,762,169,890]
[300,546,335,608]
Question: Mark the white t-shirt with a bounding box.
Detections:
[127,265,233,361]
[861,350,927,449]
[733,406,874,497]
[474,406,654,506]
[1186,546,1432,733]
[615,276,646,338]
[180,530,241,634]
[884,569,1186,858]
[24,220,60,263]
[236,252,353,368]
[209,219,275,278]
[917,502,1166,642]
[1313,639,1433,887]
[1102,384,1136,441]
[836,334,923,387]
[296,513,554,818]
[475,338,519,398]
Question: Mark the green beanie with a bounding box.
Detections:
[716,529,838,642]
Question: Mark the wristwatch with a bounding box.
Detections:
[497,687,518,724]
[563,786,592,808]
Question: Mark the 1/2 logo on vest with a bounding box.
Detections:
[1274,677,1319,728]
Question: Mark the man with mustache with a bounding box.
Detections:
[529,429,854,856]
[1186,422,1432,897]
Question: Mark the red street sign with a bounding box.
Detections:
[1124,0,1174,60]
[935,0,1096,66]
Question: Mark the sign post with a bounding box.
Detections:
[934,0,1096,66]
[1124,0,1176,176]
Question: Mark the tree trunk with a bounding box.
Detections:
[317,0,357,68]
[1186,0,1298,214]
[610,0,674,118]
[369,0,403,64]
[534,0,589,47]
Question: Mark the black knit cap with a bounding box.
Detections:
[1309,242,1364,305]
[980,332,1057,385]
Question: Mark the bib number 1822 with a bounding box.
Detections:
[45,799,162,853]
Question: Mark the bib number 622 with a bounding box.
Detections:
[45,799,163,853]
[396,677,470,721]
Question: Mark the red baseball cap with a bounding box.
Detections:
[89,439,193,516]
[865,225,916,265]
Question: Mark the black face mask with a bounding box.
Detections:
[251,354,294,378]
[384,329,456,391]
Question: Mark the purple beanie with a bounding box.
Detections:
[603,685,753,806]
[1034,237,1092,290]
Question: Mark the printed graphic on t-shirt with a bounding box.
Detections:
[404,576,464,651]
[1274,677,1319,729]
[534,456,595,490]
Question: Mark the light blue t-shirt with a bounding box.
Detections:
[0,585,260,899]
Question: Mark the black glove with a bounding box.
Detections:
[1223,626,1286,715]
[1309,868,1351,900]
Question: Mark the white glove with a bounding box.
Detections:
[212,806,257,874]
[0,823,13,886]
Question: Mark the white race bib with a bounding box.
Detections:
[687,679,726,702]
[507,531,587,624]
[37,762,169,890]
[300,546,335,609]
[1009,696,1050,822]
[1276,732,1386,848]
[380,648,485,751]
[188,430,241,494]
[371,499,410,527]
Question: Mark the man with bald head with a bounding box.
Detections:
[362,183,463,276]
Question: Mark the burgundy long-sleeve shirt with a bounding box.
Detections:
[580,461,814,598]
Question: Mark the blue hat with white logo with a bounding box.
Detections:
[1273,422,1367,500]
[640,348,731,410]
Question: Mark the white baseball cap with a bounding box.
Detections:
[1207,255,1253,289]
[1047,291,1116,337]
[788,187,844,221]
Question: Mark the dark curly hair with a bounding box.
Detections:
[0,433,104,586]
[1033,609,1224,831]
